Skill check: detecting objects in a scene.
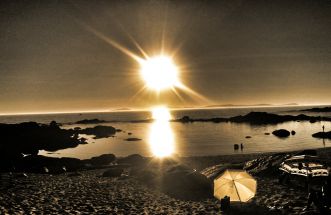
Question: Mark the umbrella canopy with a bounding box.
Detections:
[279,155,329,177]
[214,169,257,202]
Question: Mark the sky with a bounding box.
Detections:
[1,0,331,114]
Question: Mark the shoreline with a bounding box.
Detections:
[2,148,330,214]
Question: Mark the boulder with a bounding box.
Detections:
[291,130,296,135]
[102,167,124,177]
[272,129,291,138]
[161,165,212,200]
[118,154,146,166]
[88,154,116,166]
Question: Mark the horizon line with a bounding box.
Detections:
[1,103,330,117]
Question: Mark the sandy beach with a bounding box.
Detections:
[2,148,330,214]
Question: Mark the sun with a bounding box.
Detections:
[139,55,181,91]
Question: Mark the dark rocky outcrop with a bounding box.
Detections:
[272,129,291,138]
[0,123,117,156]
[174,111,330,125]
[79,125,116,139]
[291,130,296,135]
[0,121,86,159]
[301,107,331,112]
[75,119,107,124]
[125,137,142,141]
[0,122,118,171]
[312,131,331,139]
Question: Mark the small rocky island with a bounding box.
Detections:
[312,131,331,139]
[301,106,331,112]
[175,111,331,125]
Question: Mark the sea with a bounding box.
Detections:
[1,105,330,159]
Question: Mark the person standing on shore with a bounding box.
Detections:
[322,125,325,133]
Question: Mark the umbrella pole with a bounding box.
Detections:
[234,181,242,202]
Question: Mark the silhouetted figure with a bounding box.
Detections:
[234,144,239,150]
[322,125,325,133]
[306,188,318,211]
[240,143,244,150]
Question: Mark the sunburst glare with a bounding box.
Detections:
[82,24,210,104]
[139,56,181,92]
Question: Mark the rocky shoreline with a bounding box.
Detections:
[2,148,331,214]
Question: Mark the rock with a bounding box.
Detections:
[16,155,84,173]
[234,144,239,150]
[118,154,146,166]
[102,167,124,177]
[49,121,60,128]
[312,131,331,139]
[301,107,331,112]
[291,130,296,135]
[128,132,132,135]
[75,119,107,124]
[179,116,191,123]
[67,172,82,177]
[264,132,270,135]
[161,165,212,200]
[116,129,122,132]
[15,173,28,178]
[272,129,291,138]
[136,169,157,183]
[245,136,252,138]
[79,125,116,139]
[309,119,317,123]
[124,138,142,141]
[87,154,116,166]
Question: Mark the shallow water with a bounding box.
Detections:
[42,119,331,159]
[1,106,331,159]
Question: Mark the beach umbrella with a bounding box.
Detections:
[279,155,329,177]
[214,169,257,202]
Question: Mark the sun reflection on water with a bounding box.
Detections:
[149,107,175,158]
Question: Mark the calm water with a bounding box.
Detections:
[1,106,330,159]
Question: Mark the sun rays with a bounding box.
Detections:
[81,23,210,105]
